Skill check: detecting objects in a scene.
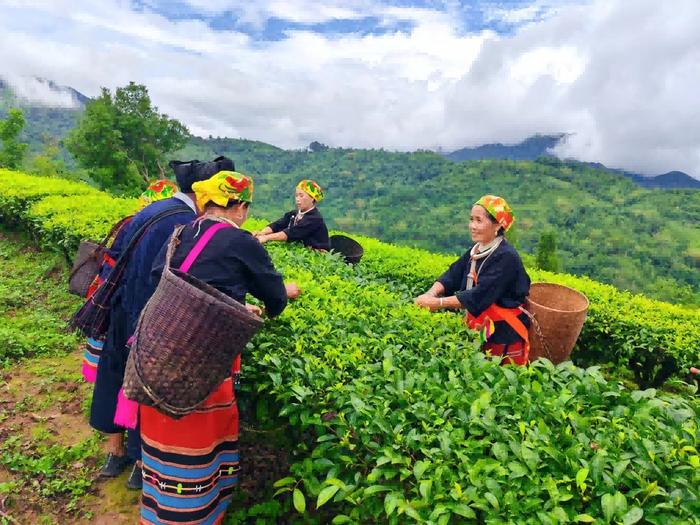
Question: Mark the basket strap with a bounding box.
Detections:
[178,222,232,272]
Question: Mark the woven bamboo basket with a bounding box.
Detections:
[123,232,263,419]
[525,282,589,364]
[68,241,102,297]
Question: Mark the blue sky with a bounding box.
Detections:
[1,0,699,178]
[131,0,560,39]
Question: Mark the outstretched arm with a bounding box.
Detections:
[415,282,462,312]
[252,226,273,236]
[257,231,288,243]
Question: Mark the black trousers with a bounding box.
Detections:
[89,301,141,460]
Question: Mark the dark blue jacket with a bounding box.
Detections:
[268,207,330,250]
[438,240,530,344]
[118,197,196,335]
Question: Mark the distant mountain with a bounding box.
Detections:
[444,135,700,190]
[444,134,564,162]
[0,77,88,156]
[613,169,700,190]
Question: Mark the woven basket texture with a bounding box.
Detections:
[526,282,589,364]
[68,241,102,297]
[123,262,263,418]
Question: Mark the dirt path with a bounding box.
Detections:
[0,349,140,524]
[0,232,293,524]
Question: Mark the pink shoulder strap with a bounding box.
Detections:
[178,222,232,272]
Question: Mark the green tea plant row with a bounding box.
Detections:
[1,168,697,388]
[342,233,700,387]
[0,232,81,364]
[2,170,700,523]
[247,244,700,524]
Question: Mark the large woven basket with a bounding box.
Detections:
[123,230,263,419]
[68,241,102,297]
[525,282,589,364]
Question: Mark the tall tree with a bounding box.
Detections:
[66,82,189,193]
[0,108,28,169]
[535,230,560,272]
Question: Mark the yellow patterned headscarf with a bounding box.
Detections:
[138,179,178,207]
[192,171,254,210]
[475,195,514,232]
[297,179,324,203]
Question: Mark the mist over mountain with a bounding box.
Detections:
[443,134,700,189]
[3,78,697,189]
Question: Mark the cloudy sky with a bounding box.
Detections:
[1,0,699,178]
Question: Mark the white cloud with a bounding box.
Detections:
[2,75,80,108]
[0,0,698,178]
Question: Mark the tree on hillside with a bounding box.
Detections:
[308,141,329,152]
[26,135,67,178]
[535,230,560,272]
[0,108,28,169]
[66,82,189,193]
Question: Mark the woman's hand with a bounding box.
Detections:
[414,294,441,312]
[245,304,263,316]
[256,234,269,243]
[285,282,302,300]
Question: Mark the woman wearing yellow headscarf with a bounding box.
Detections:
[254,179,330,250]
[415,195,531,365]
[141,170,300,525]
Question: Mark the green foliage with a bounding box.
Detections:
[0,432,101,507]
[176,138,700,306]
[25,138,68,178]
[65,82,189,193]
[339,231,700,388]
[1,169,700,523]
[536,230,560,272]
[0,232,81,364]
[0,108,28,169]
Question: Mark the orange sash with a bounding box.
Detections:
[465,304,530,359]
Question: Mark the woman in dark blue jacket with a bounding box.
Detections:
[415,195,531,365]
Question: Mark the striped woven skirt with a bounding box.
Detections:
[140,377,240,525]
[81,337,104,383]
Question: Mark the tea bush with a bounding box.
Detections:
[242,242,700,524]
[1,169,698,383]
[342,233,700,387]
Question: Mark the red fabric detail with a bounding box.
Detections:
[466,304,529,347]
[102,253,117,268]
[86,275,102,300]
[483,341,528,366]
[140,378,238,449]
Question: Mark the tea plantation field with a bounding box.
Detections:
[0,170,699,524]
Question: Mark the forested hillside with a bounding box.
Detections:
[0,80,84,158]
[177,138,700,306]
[2,82,698,305]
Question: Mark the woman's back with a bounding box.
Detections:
[151,218,287,317]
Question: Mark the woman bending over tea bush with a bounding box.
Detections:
[142,171,301,525]
[415,195,531,365]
